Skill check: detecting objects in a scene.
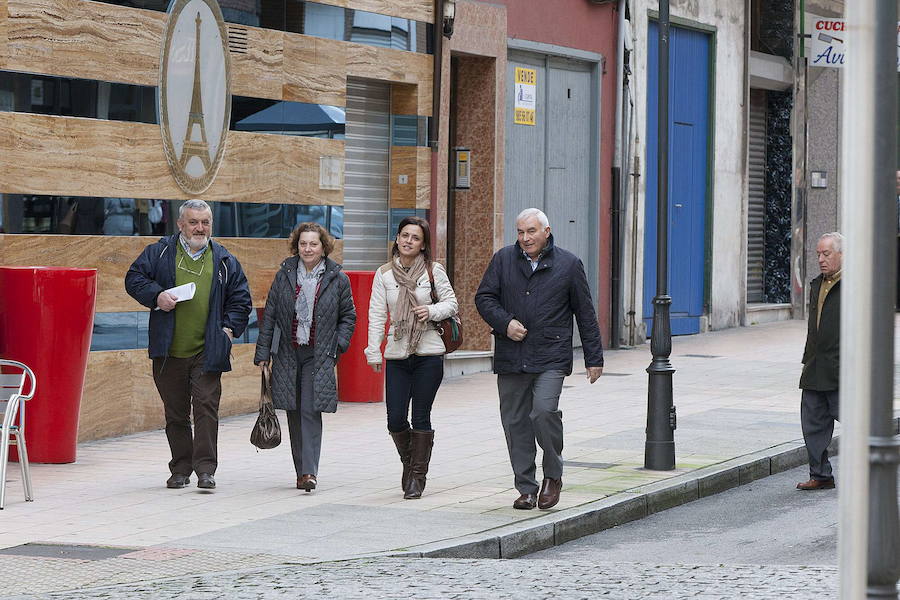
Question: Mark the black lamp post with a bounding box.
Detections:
[644,0,676,471]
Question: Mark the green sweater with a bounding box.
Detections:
[169,243,214,358]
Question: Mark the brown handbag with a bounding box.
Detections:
[426,263,463,354]
[250,365,281,450]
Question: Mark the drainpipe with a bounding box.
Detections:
[609,0,627,349]
[430,0,444,264]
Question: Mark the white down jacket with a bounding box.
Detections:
[365,260,459,363]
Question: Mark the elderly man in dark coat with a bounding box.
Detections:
[475,208,604,510]
[797,232,843,491]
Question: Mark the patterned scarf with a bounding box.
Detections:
[391,253,427,355]
[294,259,325,345]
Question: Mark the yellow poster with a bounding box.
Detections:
[514,67,536,126]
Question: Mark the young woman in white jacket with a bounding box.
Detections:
[366,216,458,499]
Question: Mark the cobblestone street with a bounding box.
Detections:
[8,558,836,600]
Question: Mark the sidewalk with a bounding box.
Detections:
[1,320,895,595]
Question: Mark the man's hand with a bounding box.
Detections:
[586,366,603,383]
[223,327,234,341]
[506,319,528,342]
[156,291,178,312]
[370,363,382,373]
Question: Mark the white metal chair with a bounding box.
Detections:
[0,360,36,509]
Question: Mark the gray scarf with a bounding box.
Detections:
[295,259,326,345]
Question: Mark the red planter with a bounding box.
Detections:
[0,267,97,463]
[337,270,384,403]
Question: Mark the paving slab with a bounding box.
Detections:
[0,319,897,595]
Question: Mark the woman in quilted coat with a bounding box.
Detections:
[365,216,458,499]
[254,222,356,492]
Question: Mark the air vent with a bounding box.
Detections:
[227,26,249,54]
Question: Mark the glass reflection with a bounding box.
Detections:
[0,195,344,239]
[92,309,258,351]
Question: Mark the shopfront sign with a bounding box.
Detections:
[159,0,232,195]
[809,17,900,71]
[514,67,536,126]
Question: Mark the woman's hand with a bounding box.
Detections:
[413,305,430,322]
[369,362,382,373]
[258,361,269,371]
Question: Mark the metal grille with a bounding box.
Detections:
[342,78,391,270]
[747,89,768,303]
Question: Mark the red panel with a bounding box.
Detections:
[337,271,385,403]
[0,267,97,463]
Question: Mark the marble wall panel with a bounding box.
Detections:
[230,26,284,101]
[317,0,434,23]
[282,35,347,107]
[5,0,164,86]
[79,346,260,441]
[79,350,137,441]
[391,82,418,115]
[346,44,433,115]
[0,113,344,204]
[389,146,417,208]
[0,0,9,69]
[0,234,310,311]
[416,147,431,209]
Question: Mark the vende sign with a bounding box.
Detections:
[810,18,900,71]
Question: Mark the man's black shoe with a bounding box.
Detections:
[166,474,190,489]
[197,473,216,489]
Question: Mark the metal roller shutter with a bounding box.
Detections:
[747,89,767,303]
[343,78,391,270]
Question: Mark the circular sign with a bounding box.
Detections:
[158,0,231,195]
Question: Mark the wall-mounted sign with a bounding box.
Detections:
[514,67,536,126]
[808,17,900,71]
[319,155,344,190]
[159,0,232,195]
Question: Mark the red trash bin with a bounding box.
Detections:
[337,270,384,403]
[0,267,97,463]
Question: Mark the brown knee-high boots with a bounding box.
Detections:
[404,430,434,499]
[389,428,412,491]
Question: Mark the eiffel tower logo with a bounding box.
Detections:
[179,12,211,172]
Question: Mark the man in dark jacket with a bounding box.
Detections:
[475,208,604,510]
[125,199,251,490]
[797,232,842,491]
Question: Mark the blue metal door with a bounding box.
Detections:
[644,23,710,336]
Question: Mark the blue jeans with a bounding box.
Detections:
[385,355,444,432]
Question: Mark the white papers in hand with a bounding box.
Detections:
[166,282,196,302]
[154,282,196,310]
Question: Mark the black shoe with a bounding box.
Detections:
[513,493,537,510]
[166,474,190,489]
[197,473,216,489]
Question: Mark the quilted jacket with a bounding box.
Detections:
[365,260,459,363]
[253,256,356,413]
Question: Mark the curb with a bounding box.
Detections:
[384,414,900,560]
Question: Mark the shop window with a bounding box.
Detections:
[0,195,344,239]
[91,310,258,351]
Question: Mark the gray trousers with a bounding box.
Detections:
[497,370,566,495]
[800,389,839,481]
[286,345,322,477]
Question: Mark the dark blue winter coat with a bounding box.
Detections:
[474,235,604,375]
[125,234,252,373]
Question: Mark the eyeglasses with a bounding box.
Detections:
[177,253,205,277]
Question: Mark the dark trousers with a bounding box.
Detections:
[385,355,444,432]
[152,353,221,476]
[497,371,566,495]
[286,344,322,477]
[800,388,840,481]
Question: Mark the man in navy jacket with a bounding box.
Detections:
[475,208,604,510]
[125,199,251,490]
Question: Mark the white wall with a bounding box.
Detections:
[624,0,747,336]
